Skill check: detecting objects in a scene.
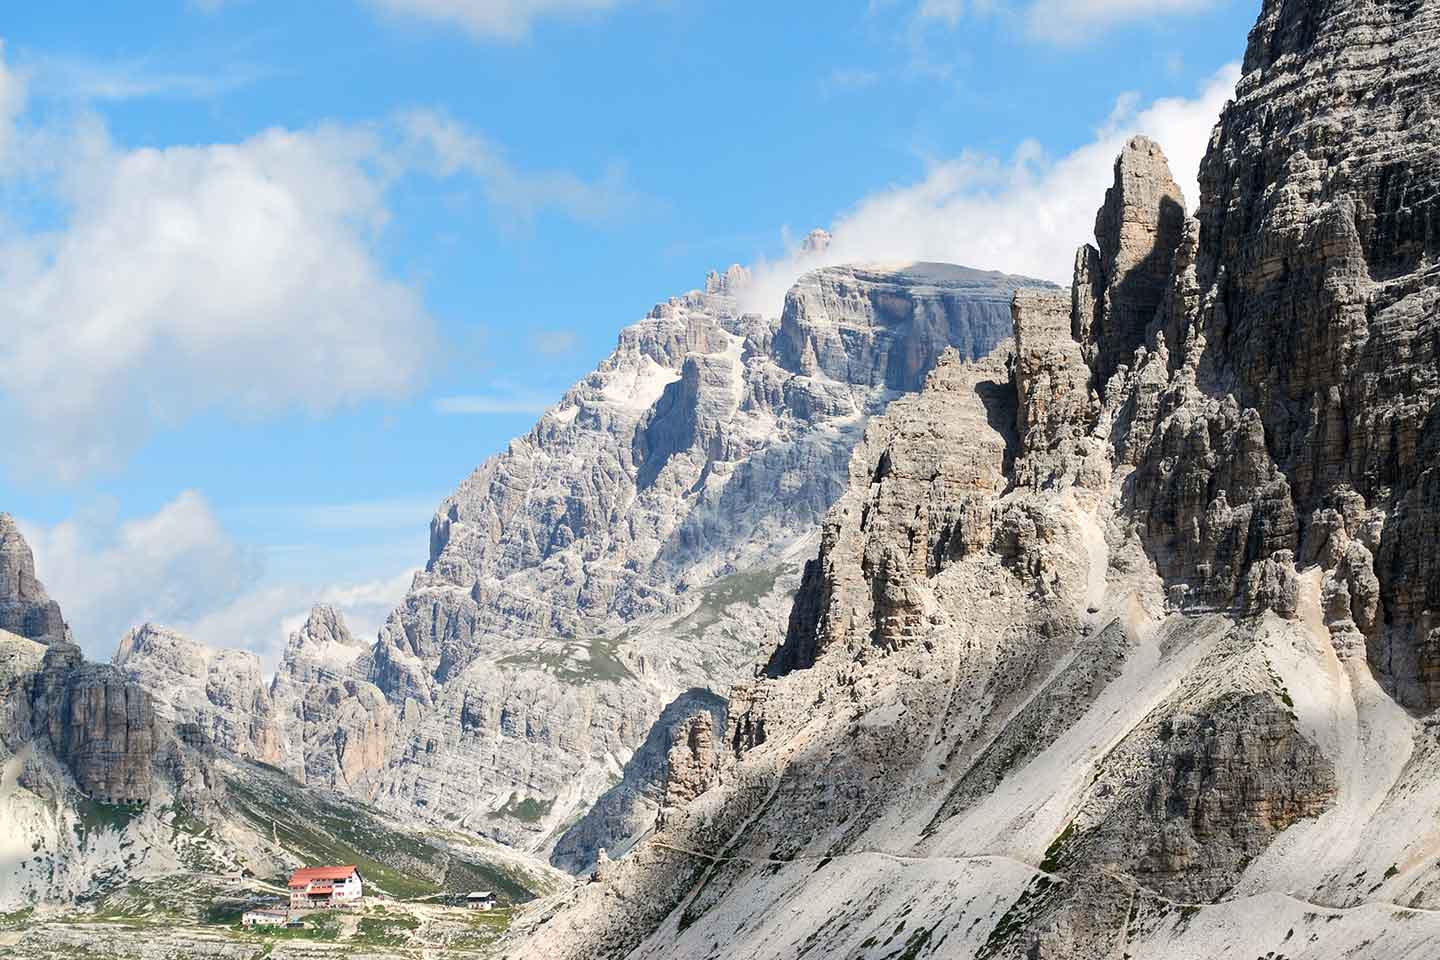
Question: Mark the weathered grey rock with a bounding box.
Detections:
[355,262,1052,861]
[550,689,726,874]
[655,709,722,828]
[1073,136,1187,395]
[0,513,69,645]
[113,623,281,764]
[501,4,1440,957]
[28,642,158,803]
[268,605,391,791]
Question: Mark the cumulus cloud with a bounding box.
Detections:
[401,108,635,225]
[182,568,415,671]
[368,0,629,40]
[0,43,23,163]
[0,66,435,481]
[0,46,632,483]
[19,492,263,657]
[20,493,417,668]
[739,63,1240,315]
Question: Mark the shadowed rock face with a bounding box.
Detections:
[1074,136,1188,395]
[0,514,69,645]
[499,3,1440,957]
[28,643,158,803]
[349,261,1053,858]
[1106,0,1440,705]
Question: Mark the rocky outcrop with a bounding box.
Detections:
[0,513,69,645]
[113,623,281,764]
[502,3,1440,956]
[655,710,722,828]
[1092,2,1440,709]
[1073,136,1187,394]
[550,689,726,874]
[356,261,1051,860]
[268,605,391,790]
[27,643,158,803]
[0,523,158,803]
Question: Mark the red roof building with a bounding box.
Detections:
[287,865,364,909]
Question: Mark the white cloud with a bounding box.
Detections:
[905,0,1215,42]
[368,0,629,41]
[18,492,262,658]
[0,48,629,484]
[739,63,1240,315]
[0,43,24,164]
[401,108,635,225]
[21,53,263,101]
[0,78,436,481]
[19,492,417,668]
[183,568,415,671]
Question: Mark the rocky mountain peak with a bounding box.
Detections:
[801,228,832,255]
[112,621,280,764]
[0,513,70,645]
[1073,134,1187,395]
[503,3,1440,956]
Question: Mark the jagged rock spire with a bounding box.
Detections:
[1072,135,1186,395]
[0,513,70,645]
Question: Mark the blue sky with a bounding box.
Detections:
[0,0,1258,663]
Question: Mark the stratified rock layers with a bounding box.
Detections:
[0,514,69,645]
[502,2,1440,957]
[358,263,1051,861]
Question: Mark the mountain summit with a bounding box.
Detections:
[505,1,1440,956]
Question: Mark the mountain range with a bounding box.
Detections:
[3,0,1439,956]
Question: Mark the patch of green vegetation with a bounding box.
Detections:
[441,907,514,950]
[232,912,342,944]
[1385,863,1400,880]
[978,877,1061,960]
[669,565,789,647]
[895,923,938,960]
[489,792,555,824]
[497,633,635,685]
[0,907,34,930]
[1267,662,1297,712]
[223,765,537,904]
[1039,821,1077,873]
[354,913,420,946]
[72,797,144,844]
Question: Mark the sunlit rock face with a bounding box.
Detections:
[502,3,1440,957]
[113,623,282,765]
[353,260,1052,863]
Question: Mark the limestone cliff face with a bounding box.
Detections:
[0,524,160,803]
[26,643,159,803]
[113,623,281,765]
[268,605,391,791]
[0,514,69,645]
[352,262,1051,861]
[504,3,1440,957]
